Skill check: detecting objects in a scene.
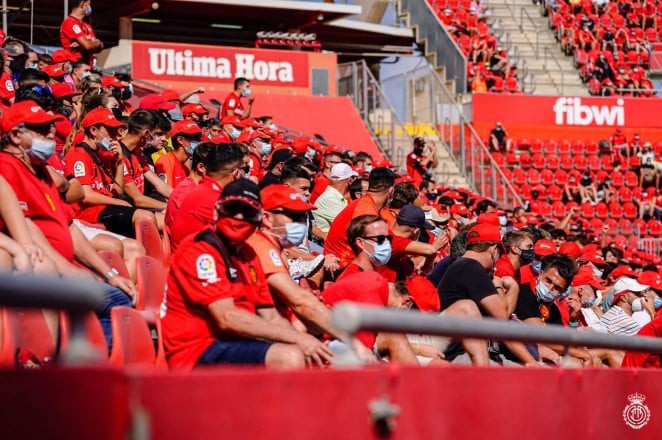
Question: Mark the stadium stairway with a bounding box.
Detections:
[489,0,587,96]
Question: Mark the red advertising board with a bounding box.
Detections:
[472,93,662,141]
[132,41,310,88]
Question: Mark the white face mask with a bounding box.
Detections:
[632,297,644,313]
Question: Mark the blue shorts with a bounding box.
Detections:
[195,339,273,367]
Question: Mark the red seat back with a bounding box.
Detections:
[135,256,166,313]
[135,219,164,262]
[97,250,131,280]
[108,307,157,368]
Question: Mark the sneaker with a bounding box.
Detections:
[288,255,325,279]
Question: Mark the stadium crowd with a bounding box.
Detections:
[0,0,660,371]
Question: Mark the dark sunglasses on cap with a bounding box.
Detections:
[269,209,308,224]
[362,234,393,245]
[24,122,55,136]
[216,197,263,224]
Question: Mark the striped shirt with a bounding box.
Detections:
[599,306,642,336]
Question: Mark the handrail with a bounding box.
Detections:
[519,7,540,58]
[332,303,662,356]
[543,46,566,95]
[0,274,106,364]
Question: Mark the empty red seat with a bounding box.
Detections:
[513,168,527,185]
[589,218,603,231]
[587,155,601,171]
[554,169,568,185]
[490,152,504,167]
[611,171,624,188]
[623,202,638,219]
[595,202,609,219]
[108,307,166,370]
[527,169,541,184]
[519,152,532,169]
[135,256,166,313]
[585,140,598,155]
[543,139,557,154]
[633,218,647,235]
[605,218,618,235]
[609,202,623,219]
[519,183,532,199]
[632,186,643,201]
[580,202,594,218]
[648,219,662,237]
[502,168,513,181]
[618,218,633,235]
[541,169,555,186]
[552,201,566,218]
[600,154,614,172]
[618,186,633,203]
[516,138,531,151]
[505,152,519,166]
[529,138,543,154]
[613,234,628,247]
[571,140,585,155]
[559,154,574,171]
[624,171,639,188]
[546,155,560,170]
[135,219,164,262]
[557,140,571,154]
[537,202,552,217]
[628,234,639,249]
[548,184,563,201]
[574,155,588,170]
[531,153,546,170]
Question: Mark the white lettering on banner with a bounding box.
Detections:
[553,97,625,126]
[147,48,293,82]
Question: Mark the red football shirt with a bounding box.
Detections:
[621,315,662,368]
[122,148,148,194]
[377,235,415,282]
[0,153,74,262]
[169,176,223,250]
[162,230,273,370]
[165,177,197,237]
[60,15,97,65]
[222,91,245,118]
[64,144,114,223]
[495,254,518,282]
[310,173,330,205]
[324,194,379,268]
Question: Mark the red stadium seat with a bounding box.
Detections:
[585,140,598,155]
[516,138,531,151]
[613,234,628,247]
[135,219,164,262]
[624,171,639,188]
[554,169,568,186]
[571,140,585,155]
[552,201,566,218]
[505,152,519,166]
[502,168,513,181]
[531,153,546,170]
[629,155,641,169]
[559,154,574,171]
[108,307,166,370]
[513,168,527,185]
[59,311,108,356]
[543,139,557,154]
[526,169,541,185]
[574,155,588,171]
[609,202,623,219]
[618,218,633,235]
[1,308,58,367]
[491,152,505,167]
[595,202,609,219]
[600,154,614,172]
[537,202,552,217]
[557,140,571,154]
[541,169,555,186]
[546,155,560,170]
[618,186,633,203]
[648,219,662,237]
[632,186,643,201]
[519,152,532,169]
[519,183,532,199]
[580,202,594,218]
[587,155,601,171]
[605,218,618,236]
[135,256,166,313]
[97,250,131,280]
[633,218,646,235]
[589,218,603,231]
[627,234,639,249]
[529,138,543,154]
[611,171,624,188]
[548,184,563,201]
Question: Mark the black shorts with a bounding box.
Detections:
[97,205,137,238]
[196,339,273,367]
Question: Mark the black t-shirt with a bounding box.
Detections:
[437,257,496,313]
[258,171,281,190]
[513,283,562,325]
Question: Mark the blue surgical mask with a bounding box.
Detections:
[230,127,241,140]
[272,222,307,248]
[81,71,91,79]
[185,141,200,156]
[499,215,507,226]
[168,108,183,121]
[85,5,92,16]
[242,88,252,97]
[535,280,557,303]
[27,137,56,163]
[366,240,392,267]
[28,62,38,70]
[364,165,373,173]
[96,137,112,150]
[559,286,572,301]
[532,260,542,273]
[593,268,603,279]
[259,141,272,156]
[655,296,662,309]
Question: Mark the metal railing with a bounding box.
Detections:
[0,274,105,365]
[398,0,468,94]
[543,46,567,95]
[519,7,540,58]
[639,238,662,256]
[338,60,413,168]
[332,303,662,357]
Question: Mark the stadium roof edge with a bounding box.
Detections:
[168,0,362,15]
[329,19,414,38]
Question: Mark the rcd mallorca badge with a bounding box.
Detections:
[622,393,650,430]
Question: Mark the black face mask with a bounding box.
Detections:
[120,87,132,101]
[60,104,74,117]
[111,87,122,101]
[110,107,123,121]
[196,118,209,129]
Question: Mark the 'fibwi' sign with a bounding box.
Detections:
[132,41,309,87]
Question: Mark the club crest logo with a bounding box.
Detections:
[622,393,650,430]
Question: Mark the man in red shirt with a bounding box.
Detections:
[339,215,392,280]
[181,103,209,126]
[520,239,556,285]
[169,143,245,250]
[222,77,254,119]
[60,1,103,67]
[406,137,436,187]
[325,167,396,269]
[622,314,662,368]
[162,179,324,370]
[309,146,344,204]
[495,230,534,282]
[156,120,201,188]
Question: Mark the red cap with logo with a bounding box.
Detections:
[260,184,315,211]
[534,239,556,256]
[637,271,662,291]
[250,130,272,141]
[571,265,605,290]
[240,118,260,128]
[42,64,66,79]
[450,204,470,216]
[581,251,607,267]
[171,120,202,139]
[221,114,243,126]
[50,82,81,99]
[51,49,80,63]
[81,108,125,129]
[160,89,182,103]
[139,94,176,111]
[476,212,500,226]
[406,276,441,312]
[101,75,123,88]
[559,241,582,259]
[181,103,208,116]
[0,100,60,134]
[465,223,501,244]
[610,265,638,279]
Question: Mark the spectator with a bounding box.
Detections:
[222,76,254,119]
[60,1,103,67]
[258,149,292,190]
[348,177,368,200]
[601,277,651,335]
[520,238,556,284]
[495,230,535,282]
[313,163,357,234]
[489,122,512,152]
[406,137,436,187]
[162,179,327,370]
[155,120,201,189]
[309,146,344,204]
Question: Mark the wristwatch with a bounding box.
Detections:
[104,268,119,282]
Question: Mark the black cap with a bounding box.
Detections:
[267,149,293,170]
[220,178,261,207]
[396,204,434,230]
[413,137,425,147]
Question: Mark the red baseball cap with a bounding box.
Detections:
[171,120,201,139]
[181,103,208,116]
[581,251,607,267]
[260,184,315,212]
[0,100,60,134]
[221,115,243,126]
[609,265,638,279]
[250,130,271,141]
[50,82,81,99]
[139,94,176,111]
[406,276,440,312]
[559,241,582,259]
[51,49,79,63]
[42,64,66,79]
[450,204,470,216]
[81,108,125,129]
[476,212,500,226]
[571,266,605,290]
[240,118,260,128]
[443,190,464,201]
[160,89,182,103]
[465,223,501,244]
[534,239,556,257]
[637,271,662,291]
[235,131,251,144]
[101,75,123,88]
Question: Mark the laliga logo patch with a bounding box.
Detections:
[73,161,86,177]
[622,393,650,430]
[269,249,282,267]
[31,106,41,113]
[196,254,217,280]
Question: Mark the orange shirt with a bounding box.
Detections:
[156,151,190,188]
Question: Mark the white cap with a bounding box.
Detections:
[613,277,649,294]
[330,163,358,181]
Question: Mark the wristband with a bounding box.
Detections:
[104,268,119,282]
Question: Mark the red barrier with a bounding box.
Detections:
[0,365,659,439]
